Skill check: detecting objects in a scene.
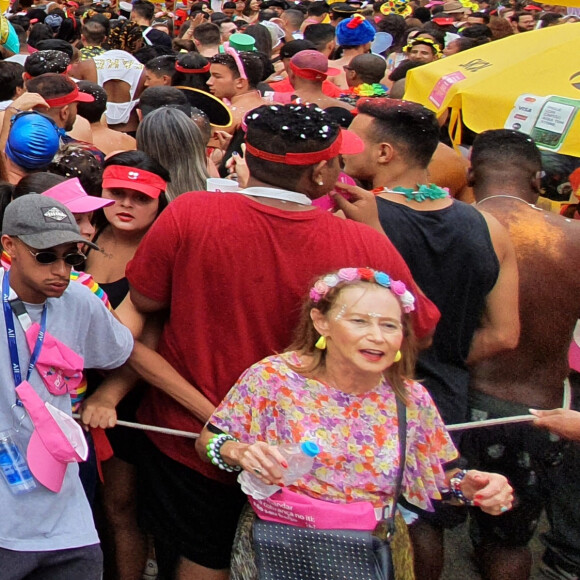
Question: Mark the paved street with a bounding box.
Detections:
[442,517,548,579]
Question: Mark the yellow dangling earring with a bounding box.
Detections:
[394,350,402,363]
[315,336,327,350]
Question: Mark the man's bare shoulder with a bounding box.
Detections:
[93,127,136,155]
[429,143,474,203]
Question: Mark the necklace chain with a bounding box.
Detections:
[476,195,540,210]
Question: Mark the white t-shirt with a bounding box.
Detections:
[0,270,133,551]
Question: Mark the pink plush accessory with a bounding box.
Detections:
[25,323,84,397]
[312,173,356,211]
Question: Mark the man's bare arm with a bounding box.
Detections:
[467,211,520,364]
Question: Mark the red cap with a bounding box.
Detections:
[102,165,167,198]
[290,50,340,81]
[524,4,542,10]
[432,16,455,24]
[245,128,364,166]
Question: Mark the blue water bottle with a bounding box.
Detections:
[0,430,37,495]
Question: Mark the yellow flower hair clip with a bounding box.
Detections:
[403,37,443,58]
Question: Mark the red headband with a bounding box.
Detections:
[290,60,329,81]
[175,62,211,74]
[245,132,343,166]
[102,165,166,198]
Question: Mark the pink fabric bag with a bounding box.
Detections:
[248,487,379,530]
[16,381,88,493]
[25,322,84,396]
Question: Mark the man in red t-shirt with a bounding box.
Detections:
[126,104,439,580]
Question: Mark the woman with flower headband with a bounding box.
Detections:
[196,268,513,580]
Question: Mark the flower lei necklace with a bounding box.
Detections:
[352,83,389,98]
[374,183,449,202]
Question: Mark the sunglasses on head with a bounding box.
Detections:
[26,248,86,267]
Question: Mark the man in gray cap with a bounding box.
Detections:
[0,196,212,579]
[0,194,133,578]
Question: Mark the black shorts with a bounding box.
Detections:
[137,433,247,570]
[460,387,580,573]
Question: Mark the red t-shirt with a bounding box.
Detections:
[268,77,343,98]
[126,193,439,481]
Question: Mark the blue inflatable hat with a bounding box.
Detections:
[5,113,62,170]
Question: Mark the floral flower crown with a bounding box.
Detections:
[403,37,443,58]
[309,268,416,313]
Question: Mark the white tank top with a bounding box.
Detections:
[93,49,144,125]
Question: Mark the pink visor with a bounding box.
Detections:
[42,178,114,214]
[102,165,167,199]
[16,381,88,493]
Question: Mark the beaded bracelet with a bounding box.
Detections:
[206,434,242,472]
[448,469,475,506]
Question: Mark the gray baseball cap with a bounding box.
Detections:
[2,194,99,250]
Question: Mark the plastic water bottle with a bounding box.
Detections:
[0,430,37,495]
[239,441,320,500]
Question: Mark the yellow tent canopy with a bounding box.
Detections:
[404,24,580,156]
[539,0,580,6]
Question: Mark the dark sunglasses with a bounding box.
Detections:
[27,248,86,267]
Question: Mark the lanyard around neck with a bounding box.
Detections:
[2,271,48,396]
[242,187,313,206]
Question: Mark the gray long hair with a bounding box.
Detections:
[136,107,210,202]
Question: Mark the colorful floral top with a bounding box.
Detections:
[211,353,458,511]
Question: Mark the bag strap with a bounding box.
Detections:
[384,395,407,540]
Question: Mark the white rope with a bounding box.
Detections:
[448,378,572,432]
[72,414,199,439]
[446,414,535,432]
[72,379,571,438]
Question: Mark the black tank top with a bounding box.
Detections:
[377,198,499,425]
[85,228,130,309]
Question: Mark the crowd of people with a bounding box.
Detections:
[0,0,578,579]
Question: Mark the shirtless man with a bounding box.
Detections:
[288,50,353,113]
[207,51,270,131]
[465,129,580,580]
[429,143,474,202]
[76,81,136,155]
[72,21,146,134]
[329,15,375,90]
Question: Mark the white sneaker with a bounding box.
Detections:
[142,559,158,580]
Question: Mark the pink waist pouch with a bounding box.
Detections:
[26,323,84,396]
[248,487,379,530]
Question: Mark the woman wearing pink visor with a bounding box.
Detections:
[42,177,115,243]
